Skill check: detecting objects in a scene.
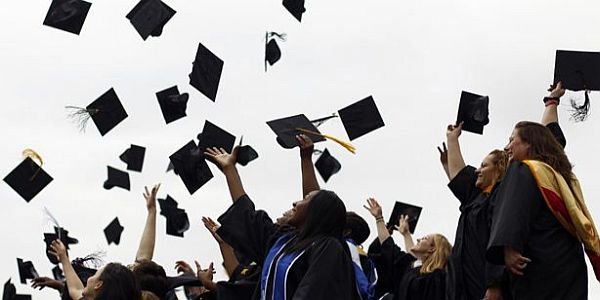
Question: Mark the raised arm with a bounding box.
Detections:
[396,215,416,258]
[202,216,239,277]
[48,240,84,300]
[205,146,246,202]
[446,123,466,180]
[298,135,320,197]
[437,142,450,180]
[541,82,565,126]
[364,197,390,244]
[135,183,160,262]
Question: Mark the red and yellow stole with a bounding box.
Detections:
[523,160,600,282]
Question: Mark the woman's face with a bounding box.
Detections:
[410,234,435,257]
[475,154,498,189]
[82,266,105,298]
[505,128,529,161]
[286,190,319,227]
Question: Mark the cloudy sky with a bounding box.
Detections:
[1,0,600,298]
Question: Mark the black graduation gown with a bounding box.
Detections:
[368,237,446,300]
[446,166,506,300]
[486,161,587,300]
[216,194,360,300]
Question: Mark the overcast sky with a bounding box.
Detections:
[1,0,600,298]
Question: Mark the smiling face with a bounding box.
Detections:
[410,234,436,258]
[286,190,320,227]
[82,266,105,298]
[475,154,499,189]
[505,127,529,161]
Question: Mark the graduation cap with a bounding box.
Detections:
[3,279,32,300]
[456,91,490,135]
[66,88,128,136]
[338,96,385,141]
[282,0,306,22]
[17,259,38,284]
[52,266,65,281]
[166,275,202,290]
[169,141,213,194]
[189,43,224,102]
[43,0,92,35]
[44,227,79,265]
[197,121,236,153]
[104,217,124,245]
[387,201,422,234]
[236,137,259,166]
[120,144,146,172]
[156,86,188,124]
[314,149,341,182]
[126,0,176,40]
[265,32,286,71]
[103,166,130,191]
[158,195,190,237]
[3,150,53,203]
[554,50,600,122]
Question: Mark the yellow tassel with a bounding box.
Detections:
[296,128,356,154]
[22,148,43,181]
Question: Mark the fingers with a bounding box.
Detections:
[144,186,149,196]
[443,142,447,151]
[437,146,442,154]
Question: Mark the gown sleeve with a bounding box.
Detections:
[216,194,279,265]
[447,165,481,207]
[367,237,417,297]
[546,122,566,149]
[486,161,542,265]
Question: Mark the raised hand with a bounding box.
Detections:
[202,216,224,244]
[363,197,383,219]
[204,146,240,170]
[504,246,532,276]
[437,142,448,167]
[175,260,195,275]
[395,215,411,236]
[446,122,463,140]
[48,240,68,263]
[548,81,565,99]
[31,277,64,291]
[297,134,314,157]
[143,183,160,211]
[195,261,217,290]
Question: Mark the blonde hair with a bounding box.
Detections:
[419,234,452,274]
[488,149,509,184]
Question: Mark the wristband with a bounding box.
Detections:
[543,96,560,105]
[545,99,559,107]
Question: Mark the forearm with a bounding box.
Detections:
[60,256,84,299]
[218,242,240,278]
[301,155,319,196]
[223,166,246,202]
[135,208,157,261]
[541,102,558,126]
[401,233,416,257]
[375,217,390,244]
[446,137,466,179]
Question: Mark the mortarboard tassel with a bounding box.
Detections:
[570,90,591,122]
[23,148,44,180]
[65,106,100,132]
[296,128,356,154]
[310,113,339,128]
[42,207,62,240]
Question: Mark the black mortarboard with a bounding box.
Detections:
[314,149,341,182]
[4,155,53,203]
[104,217,124,245]
[265,32,286,71]
[158,195,190,237]
[338,96,385,141]
[197,121,236,153]
[554,50,600,121]
[266,114,326,149]
[3,278,32,300]
[44,227,79,264]
[17,259,38,284]
[156,86,188,124]
[85,88,128,136]
[120,144,146,172]
[52,266,65,281]
[456,91,489,135]
[189,43,224,102]
[282,0,306,22]
[166,275,202,290]
[169,141,213,194]
[236,141,259,166]
[103,166,130,191]
[43,0,92,35]
[387,201,422,234]
[345,212,370,245]
[126,0,176,40]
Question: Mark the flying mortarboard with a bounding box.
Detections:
[265,32,286,71]
[169,141,213,194]
[44,227,79,265]
[126,0,176,40]
[120,144,146,172]
[43,0,92,35]
[156,86,189,124]
[314,149,341,182]
[3,149,53,203]
[197,121,236,153]
[3,279,31,300]
[104,217,124,245]
[387,201,422,234]
[103,166,130,191]
[66,88,128,136]
[554,50,600,121]
[158,195,190,237]
[189,43,224,102]
[338,96,385,141]
[236,137,259,166]
[282,0,306,22]
[456,91,489,135]
[17,259,38,284]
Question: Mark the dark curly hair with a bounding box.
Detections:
[95,263,141,300]
[132,260,169,299]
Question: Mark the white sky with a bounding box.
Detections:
[1,0,600,298]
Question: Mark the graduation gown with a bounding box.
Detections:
[446,166,506,300]
[368,237,446,300]
[486,161,587,300]
[216,194,361,300]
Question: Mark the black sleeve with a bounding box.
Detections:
[486,161,542,265]
[546,122,567,149]
[367,237,416,297]
[216,194,279,265]
[447,165,481,206]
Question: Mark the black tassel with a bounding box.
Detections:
[66,106,99,132]
[570,90,591,122]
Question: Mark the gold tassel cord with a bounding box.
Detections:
[22,148,43,181]
[296,128,356,154]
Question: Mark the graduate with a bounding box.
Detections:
[365,198,451,300]
[203,136,361,300]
